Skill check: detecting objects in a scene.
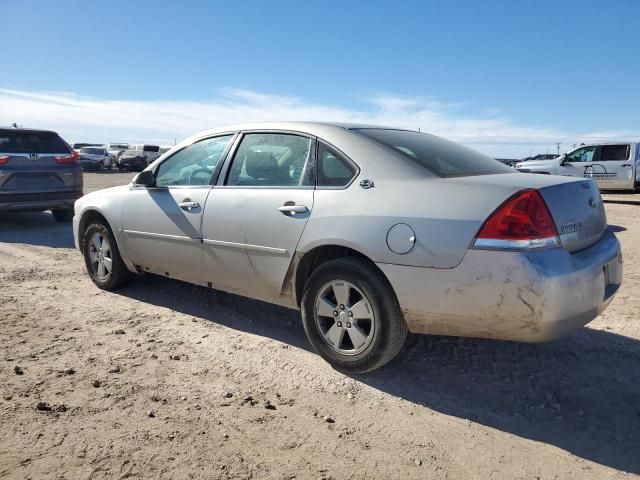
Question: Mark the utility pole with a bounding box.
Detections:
[555,143,561,155]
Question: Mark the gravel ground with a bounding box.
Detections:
[0,172,639,479]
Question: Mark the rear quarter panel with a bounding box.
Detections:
[298,178,523,268]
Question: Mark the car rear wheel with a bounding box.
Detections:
[51,208,73,222]
[301,257,407,373]
[82,222,134,290]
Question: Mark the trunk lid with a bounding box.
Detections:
[453,173,607,253]
[538,179,607,252]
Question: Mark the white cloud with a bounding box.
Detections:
[1,87,637,157]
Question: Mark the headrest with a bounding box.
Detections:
[245,151,278,180]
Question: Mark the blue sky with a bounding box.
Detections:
[2,0,639,157]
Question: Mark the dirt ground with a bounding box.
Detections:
[1,171,639,480]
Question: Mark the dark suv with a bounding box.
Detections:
[0,128,83,221]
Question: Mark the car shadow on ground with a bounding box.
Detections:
[0,212,75,248]
[115,274,640,474]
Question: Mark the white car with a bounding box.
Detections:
[79,146,113,171]
[106,143,129,161]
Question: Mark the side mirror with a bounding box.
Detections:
[559,154,567,166]
[134,170,155,187]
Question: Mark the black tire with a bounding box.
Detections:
[51,208,74,222]
[96,163,104,172]
[82,221,134,290]
[301,257,407,373]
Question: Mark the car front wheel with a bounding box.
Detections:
[82,222,134,290]
[301,257,407,373]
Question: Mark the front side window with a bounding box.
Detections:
[600,144,629,161]
[566,146,595,163]
[226,133,312,187]
[356,128,510,178]
[317,143,357,187]
[155,135,233,187]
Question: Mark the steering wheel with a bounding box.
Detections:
[188,167,212,185]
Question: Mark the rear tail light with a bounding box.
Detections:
[473,189,559,250]
[0,155,10,165]
[54,150,79,164]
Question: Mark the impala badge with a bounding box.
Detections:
[560,221,583,233]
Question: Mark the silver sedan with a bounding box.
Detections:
[73,122,622,372]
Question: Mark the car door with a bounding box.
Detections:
[561,145,597,179]
[201,131,315,302]
[121,134,235,284]
[591,144,634,189]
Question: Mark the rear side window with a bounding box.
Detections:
[143,145,160,152]
[0,130,70,154]
[317,143,357,187]
[355,128,511,178]
[600,144,629,161]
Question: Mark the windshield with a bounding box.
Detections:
[81,147,105,155]
[355,129,511,178]
[109,144,128,150]
[143,145,159,152]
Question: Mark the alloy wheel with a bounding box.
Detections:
[314,280,376,355]
[88,232,113,280]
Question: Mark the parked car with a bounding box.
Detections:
[79,146,113,171]
[129,144,161,164]
[520,154,559,162]
[1,127,82,221]
[106,143,129,161]
[495,158,518,167]
[116,149,148,171]
[157,145,173,157]
[515,143,640,191]
[72,142,102,152]
[73,122,622,372]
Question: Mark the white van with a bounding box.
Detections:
[515,142,640,191]
[129,144,161,164]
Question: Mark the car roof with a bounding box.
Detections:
[185,121,418,141]
[0,127,59,134]
[573,141,639,148]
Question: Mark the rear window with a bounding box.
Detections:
[0,130,70,154]
[355,129,511,178]
[143,145,159,152]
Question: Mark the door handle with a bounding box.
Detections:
[277,204,308,215]
[178,201,200,211]
[621,164,632,168]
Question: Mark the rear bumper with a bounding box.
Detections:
[378,229,622,342]
[0,190,83,212]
